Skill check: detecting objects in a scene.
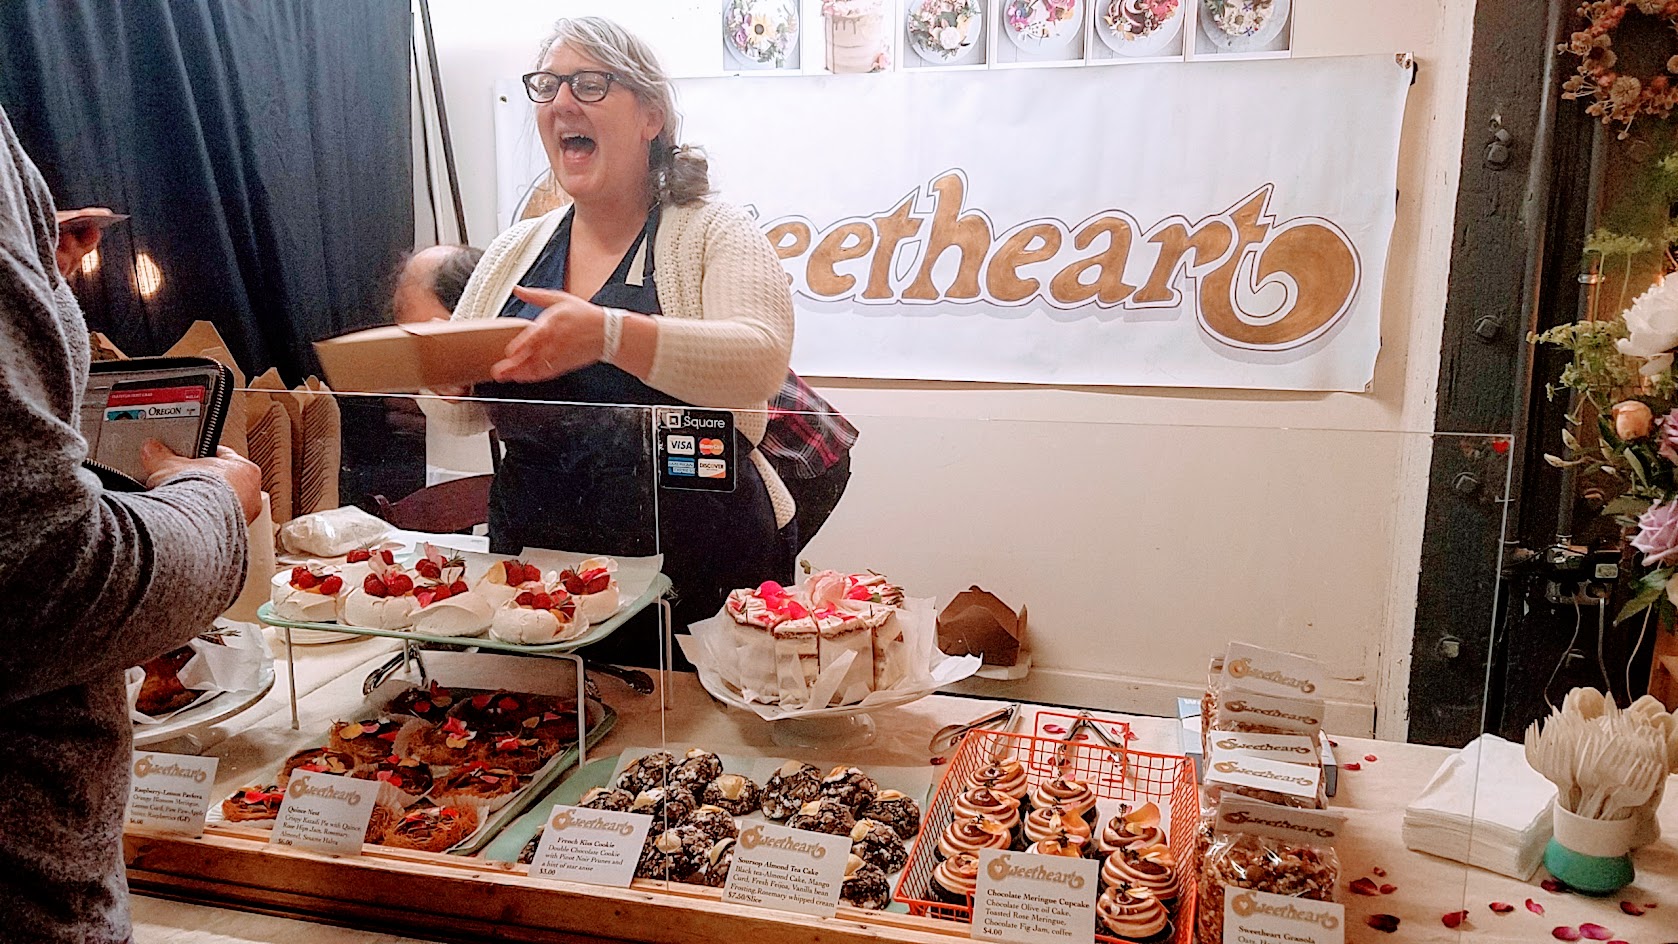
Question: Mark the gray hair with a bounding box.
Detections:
[538,17,711,207]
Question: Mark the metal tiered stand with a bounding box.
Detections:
[257,573,672,765]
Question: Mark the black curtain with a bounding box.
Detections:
[0,0,414,383]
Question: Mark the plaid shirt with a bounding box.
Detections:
[761,372,858,479]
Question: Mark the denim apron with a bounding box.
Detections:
[477,207,789,667]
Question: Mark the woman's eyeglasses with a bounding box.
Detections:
[522,70,617,104]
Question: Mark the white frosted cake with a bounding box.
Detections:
[824,0,888,73]
[724,571,908,707]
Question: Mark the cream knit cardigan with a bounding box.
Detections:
[431,200,796,527]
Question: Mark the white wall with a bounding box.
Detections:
[414,0,1479,737]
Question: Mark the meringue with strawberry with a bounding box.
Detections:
[489,582,589,645]
[475,557,545,608]
[559,556,621,624]
[339,547,398,589]
[408,544,492,637]
[339,553,421,630]
[270,564,345,622]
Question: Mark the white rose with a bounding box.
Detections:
[1617,279,1678,376]
[938,25,961,49]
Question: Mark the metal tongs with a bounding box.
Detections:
[1054,711,1127,771]
[930,703,1022,755]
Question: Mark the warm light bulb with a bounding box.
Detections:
[134,252,163,298]
[78,247,100,276]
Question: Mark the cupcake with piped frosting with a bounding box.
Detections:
[1028,776,1098,823]
[952,787,1021,835]
[1100,843,1178,903]
[936,814,1012,860]
[1095,884,1172,942]
[1097,800,1168,854]
[965,758,1030,807]
[1023,803,1094,848]
[931,851,981,904]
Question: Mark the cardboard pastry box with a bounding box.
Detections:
[313,320,527,393]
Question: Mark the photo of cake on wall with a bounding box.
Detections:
[1192,0,1291,58]
[1090,0,1186,61]
[722,0,802,71]
[905,0,985,68]
[995,0,1084,65]
[823,1,892,73]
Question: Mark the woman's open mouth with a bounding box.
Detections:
[560,133,597,158]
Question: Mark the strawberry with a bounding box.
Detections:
[318,574,343,595]
[345,549,372,563]
[470,694,493,710]
[290,565,311,586]
[513,562,536,584]
[531,592,553,610]
[416,589,436,608]
[515,591,536,607]
[385,573,414,595]
[450,580,469,595]
[379,550,395,565]
[363,574,389,598]
[415,559,441,580]
[559,569,584,594]
[583,571,610,594]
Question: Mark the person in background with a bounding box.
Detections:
[0,105,261,944]
[391,240,857,552]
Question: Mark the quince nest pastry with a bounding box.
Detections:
[722,570,910,708]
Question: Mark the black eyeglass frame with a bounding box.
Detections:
[522,70,619,104]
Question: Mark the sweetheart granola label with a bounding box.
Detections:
[1223,888,1345,944]
[529,805,650,887]
[1207,749,1322,801]
[126,751,217,836]
[723,823,848,917]
[973,849,1098,944]
[270,772,380,856]
[1223,643,1327,698]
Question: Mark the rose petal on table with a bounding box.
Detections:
[1329,738,1340,747]
[1343,762,1362,771]
[1372,866,1387,877]
[1528,899,1547,915]
[1366,915,1401,933]
[1364,754,1379,762]
[1380,884,1398,895]
[1443,911,1469,929]
[1552,928,1581,941]
[1042,724,1066,735]
[1542,878,1572,894]
[1350,878,1381,896]
[1579,924,1613,940]
[1620,902,1645,917]
[1490,902,1515,914]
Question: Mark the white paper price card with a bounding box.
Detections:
[269,771,381,856]
[1223,889,1345,944]
[972,849,1098,943]
[126,751,217,836]
[722,823,849,917]
[529,805,651,886]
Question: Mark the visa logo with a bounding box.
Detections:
[667,458,697,477]
[667,435,696,456]
[698,458,727,479]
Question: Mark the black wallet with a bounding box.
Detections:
[79,356,234,491]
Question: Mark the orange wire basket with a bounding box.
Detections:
[894,711,1198,944]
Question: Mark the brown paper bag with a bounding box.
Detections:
[88,331,127,362]
[244,390,294,524]
[251,369,303,512]
[222,491,276,623]
[162,322,248,456]
[294,377,342,515]
[936,587,1029,667]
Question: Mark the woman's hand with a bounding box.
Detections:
[490,286,607,383]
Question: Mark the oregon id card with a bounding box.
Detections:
[656,407,735,493]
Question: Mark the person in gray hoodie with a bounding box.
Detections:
[0,103,261,943]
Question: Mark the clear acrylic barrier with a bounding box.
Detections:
[146,388,1677,944]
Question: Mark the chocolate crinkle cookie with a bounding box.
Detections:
[820,765,880,812]
[701,773,762,816]
[860,789,922,840]
[631,785,697,831]
[840,855,893,910]
[849,818,908,874]
[761,760,823,820]
[697,837,736,888]
[787,798,857,836]
[685,805,739,845]
[616,750,677,795]
[668,747,724,791]
[578,786,635,813]
[518,826,544,865]
[636,825,710,882]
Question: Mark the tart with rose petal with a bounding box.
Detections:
[381,804,479,852]
[327,717,405,766]
[277,747,359,789]
[221,785,284,823]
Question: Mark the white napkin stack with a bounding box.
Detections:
[1402,734,1557,880]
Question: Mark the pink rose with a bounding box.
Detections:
[1633,500,1678,565]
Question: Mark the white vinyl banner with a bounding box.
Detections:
[493,54,1410,390]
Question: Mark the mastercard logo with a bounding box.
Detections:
[699,439,725,456]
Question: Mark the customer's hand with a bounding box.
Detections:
[490,286,606,384]
[140,440,264,524]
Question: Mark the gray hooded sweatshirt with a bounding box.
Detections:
[0,104,248,943]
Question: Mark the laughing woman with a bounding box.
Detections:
[430,17,795,662]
